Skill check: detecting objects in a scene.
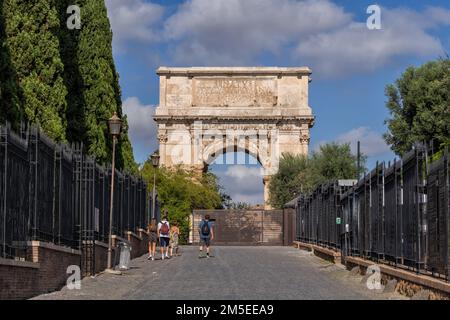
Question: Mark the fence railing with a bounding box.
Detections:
[0,123,150,260]
[289,145,450,281]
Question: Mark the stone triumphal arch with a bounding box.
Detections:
[153,67,314,208]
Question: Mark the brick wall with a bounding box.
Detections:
[27,241,81,295]
[0,241,81,300]
[94,241,118,274]
[0,259,40,299]
[1,235,149,299]
[126,230,149,259]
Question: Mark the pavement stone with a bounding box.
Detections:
[32,246,409,300]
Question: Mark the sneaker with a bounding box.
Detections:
[206,254,210,258]
[151,257,154,261]
[147,255,151,260]
[162,255,165,260]
[198,252,203,258]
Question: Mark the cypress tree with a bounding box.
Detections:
[2,0,68,141]
[57,0,85,143]
[75,0,136,171]
[0,0,21,127]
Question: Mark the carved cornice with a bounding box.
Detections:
[157,66,312,77]
[153,115,315,127]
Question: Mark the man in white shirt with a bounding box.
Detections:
[158,214,170,260]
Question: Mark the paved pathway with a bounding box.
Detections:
[33,246,407,300]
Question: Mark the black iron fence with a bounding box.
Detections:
[290,145,450,281]
[0,123,149,260]
[295,180,355,249]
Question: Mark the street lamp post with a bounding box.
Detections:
[106,112,122,274]
[151,153,160,221]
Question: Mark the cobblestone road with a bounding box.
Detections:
[33,246,407,300]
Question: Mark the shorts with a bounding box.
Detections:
[200,237,211,247]
[160,237,170,248]
[149,232,158,243]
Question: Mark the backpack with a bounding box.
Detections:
[160,222,169,235]
[201,220,210,236]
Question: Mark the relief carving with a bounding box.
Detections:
[300,133,310,144]
[157,132,168,143]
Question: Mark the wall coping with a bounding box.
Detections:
[138,228,149,235]
[94,240,111,249]
[346,256,450,294]
[126,231,143,241]
[27,241,81,256]
[0,257,40,269]
[81,240,116,249]
[112,235,130,245]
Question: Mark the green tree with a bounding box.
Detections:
[310,142,364,184]
[2,0,68,141]
[268,154,314,208]
[384,57,450,156]
[269,143,365,208]
[141,161,223,243]
[57,0,85,143]
[75,0,136,171]
[0,0,21,127]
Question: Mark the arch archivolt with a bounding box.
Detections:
[200,131,274,175]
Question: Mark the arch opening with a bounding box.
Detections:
[208,151,265,208]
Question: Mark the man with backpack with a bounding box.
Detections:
[158,213,171,260]
[198,214,214,258]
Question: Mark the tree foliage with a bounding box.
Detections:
[268,142,365,208]
[74,0,136,172]
[1,0,68,141]
[384,57,450,156]
[0,0,21,127]
[141,160,223,243]
[0,0,137,171]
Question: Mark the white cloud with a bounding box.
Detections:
[225,165,264,180]
[423,6,450,27]
[213,164,264,205]
[122,97,158,162]
[296,7,448,76]
[106,0,164,52]
[106,1,450,76]
[164,0,351,65]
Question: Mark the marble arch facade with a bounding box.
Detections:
[153,67,315,209]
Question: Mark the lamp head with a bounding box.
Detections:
[108,112,122,136]
[151,153,160,168]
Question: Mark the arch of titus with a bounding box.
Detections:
[153,67,314,209]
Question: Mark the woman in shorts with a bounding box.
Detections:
[147,219,158,260]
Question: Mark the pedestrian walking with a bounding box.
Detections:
[147,219,158,261]
[158,212,170,260]
[198,214,214,258]
[169,222,180,257]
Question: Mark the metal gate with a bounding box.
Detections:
[191,209,288,246]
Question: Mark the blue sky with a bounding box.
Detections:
[106,0,450,204]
